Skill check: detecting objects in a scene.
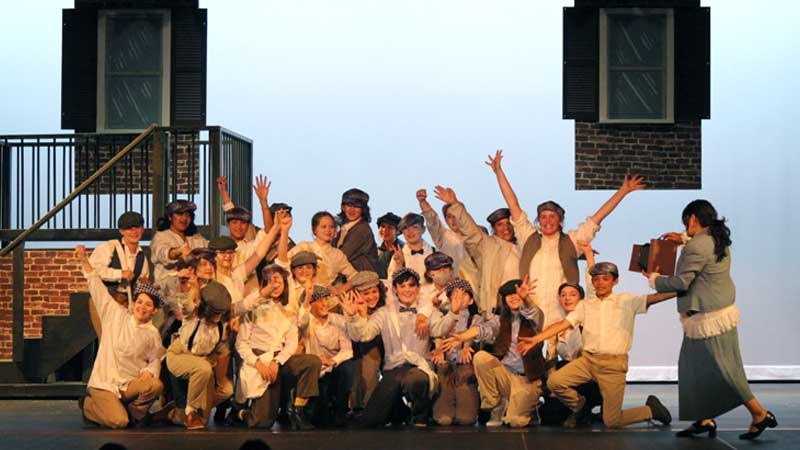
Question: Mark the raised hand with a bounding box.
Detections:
[458,347,475,364]
[660,232,684,245]
[392,245,405,268]
[278,211,293,233]
[341,291,359,317]
[253,174,271,203]
[74,245,88,261]
[449,287,468,314]
[516,335,541,356]
[576,240,596,266]
[216,176,228,194]
[620,173,646,194]
[433,185,458,205]
[515,275,537,302]
[415,314,429,338]
[416,189,427,202]
[484,149,504,173]
[440,333,464,353]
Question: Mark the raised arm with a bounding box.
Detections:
[485,149,523,221]
[253,174,273,231]
[434,186,486,261]
[242,210,284,275]
[589,174,646,225]
[277,212,292,265]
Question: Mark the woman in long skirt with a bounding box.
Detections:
[650,199,777,440]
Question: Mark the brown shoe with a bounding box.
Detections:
[151,401,176,425]
[184,411,205,430]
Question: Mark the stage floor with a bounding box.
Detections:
[0,384,797,450]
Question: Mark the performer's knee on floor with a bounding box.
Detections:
[106,414,130,429]
[505,415,530,428]
[434,415,453,426]
[603,412,623,429]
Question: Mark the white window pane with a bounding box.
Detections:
[608,14,665,68]
[106,76,162,129]
[608,71,664,120]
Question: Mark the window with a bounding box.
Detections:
[600,8,674,123]
[97,10,171,131]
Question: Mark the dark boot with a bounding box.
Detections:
[213,399,230,425]
[287,402,315,431]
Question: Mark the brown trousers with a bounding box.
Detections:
[166,341,233,420]
[351,346,382,409]
[83,377,163,429]
[546,352,652,428]
[472,351,542,428]
[246,354,322,428]
[432,364,479,426]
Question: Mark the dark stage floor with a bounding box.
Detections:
[0,384,797,450]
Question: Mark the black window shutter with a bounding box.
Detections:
[171,8,207,128]
[61,8,98,132]
[675,7,710,121]
[563,7,599,121]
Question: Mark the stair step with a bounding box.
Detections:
[0,381,86,399]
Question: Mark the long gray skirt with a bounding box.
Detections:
[678,326,754,420]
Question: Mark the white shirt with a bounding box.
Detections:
[511,210,600,326]
[235,300,298,400]
[151,228,209,286]
[303,313,353,376]
[288,241,357,286]
[566,292,647,355]
[84,272,164,397]
[386,239,434,284]
[89,239,150,286]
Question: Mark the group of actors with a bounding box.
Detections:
[74,150,777,440]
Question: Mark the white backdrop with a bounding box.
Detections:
[2,0,798,379]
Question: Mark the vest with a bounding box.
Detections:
[102,239,152,294]
[492,314,546,381]
[518,231,579,284]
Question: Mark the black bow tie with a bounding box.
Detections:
[399,306,417,314]
[410,249,424,256]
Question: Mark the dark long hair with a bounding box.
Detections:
[156,211,198,236]
[261,264,289,306]
[682,199,731,263]
[337,206,372,224]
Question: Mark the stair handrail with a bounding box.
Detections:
[0,124,158,257]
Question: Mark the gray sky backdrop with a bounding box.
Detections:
[1,0,798,371]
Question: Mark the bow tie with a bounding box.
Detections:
[410,249,424,256]
[398,306,417,314]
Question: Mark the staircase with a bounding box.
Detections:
[0,125,252,396]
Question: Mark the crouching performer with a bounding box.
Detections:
[234,265,322,430]
[442,277,545,428]
[342,268,465,427]
[75,245,167,429]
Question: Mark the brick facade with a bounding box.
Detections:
[0,250,86,361]
[574,121,701,190]
[74,132,201,195]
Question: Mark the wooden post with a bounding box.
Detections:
[208,127,222,239]
[12,243,24,364]
[151,129,166,230]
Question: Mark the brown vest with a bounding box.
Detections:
[493,315,546,381]
[518,231,579,284]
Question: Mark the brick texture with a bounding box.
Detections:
[74,131,201,195]
[0,249,87,360]
[574,121,701,190]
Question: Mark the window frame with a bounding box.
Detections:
[96,9,172,133]
[599,7,674,124]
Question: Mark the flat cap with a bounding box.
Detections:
[537,201,565,222]
[117,211,144,229]
[350,271,380,291]
[486,208,511,226]
[201,280,232,314]
[133,282,164,308]
[304,285,331,304]
[588,262,619,279]
[424,251,454,271]
[167,199,197,215]
[269,202,293,215]
[498,279,523,299]
[291,251,319,268]
[398,213,425,231]
[376,212,402,228]
[209,236,238,252]
[226,206,252,223]
[391,267,420,285]
[341,188,370,209]
[445,278,474,299]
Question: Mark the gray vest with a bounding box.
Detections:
[519,232,579,284]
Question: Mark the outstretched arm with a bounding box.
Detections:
[517,319,574,355]
[242,210,285,275]
[589,174,646,225]
[646,292,678,307]
[485,149,523,221]
[254,174,273,231]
